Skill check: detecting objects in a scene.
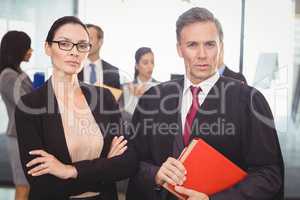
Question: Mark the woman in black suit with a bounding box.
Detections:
[15,16,137,200]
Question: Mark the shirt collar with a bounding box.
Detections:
[87,58,101,66]
[137,77,152,84]
[183,72,220,96]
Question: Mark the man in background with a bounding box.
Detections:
[78,24,121,89]
[215,19,247,84]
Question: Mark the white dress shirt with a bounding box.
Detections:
[181,72,220,133]
[83,58,103,85]
[137,77,158,91]
[123,78,159,115]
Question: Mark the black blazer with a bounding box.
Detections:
[78,60,121,89]
[126,77,284,200]
[222,66,247,84]
[15,79,137,200]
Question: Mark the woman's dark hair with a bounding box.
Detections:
[134,47,153,80]
[46,16,89,44]
[0,31,31,74]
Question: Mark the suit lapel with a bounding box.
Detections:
[79,82,104,133]
[101,60,109,86]
[42,80,107,164]
[222,66,229,77]
[155,79,185,160]
[173,80,185,157]
[43,79,72,163]
[190,78,222,141]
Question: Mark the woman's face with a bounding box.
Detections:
[45,23,90,75]
[136,52,154,80]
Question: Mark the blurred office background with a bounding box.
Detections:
[0,0,299,199]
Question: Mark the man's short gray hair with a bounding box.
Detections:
[176,7,223,43]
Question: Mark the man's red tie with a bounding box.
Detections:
[183,86,201,146]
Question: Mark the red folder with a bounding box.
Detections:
[163,139,248,199]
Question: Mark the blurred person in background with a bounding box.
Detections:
[215,19,247,84]
[78,24,121,89]
[117,47,159,200]
[0,30,33,200]
[121,47,159,116]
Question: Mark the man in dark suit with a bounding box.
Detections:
[78,24,121,89]
[214,19,247,84]
[126,7,283,200]
[218,50,247,84]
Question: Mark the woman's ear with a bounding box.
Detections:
[44,42,51,56]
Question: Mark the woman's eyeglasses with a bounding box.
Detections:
[51,40,91,53]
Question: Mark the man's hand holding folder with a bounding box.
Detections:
[155,143,209,200]
[156,139,248,200]
[155,157,187,186]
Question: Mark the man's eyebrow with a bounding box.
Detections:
[205,40,216,43]
[186,41,198,44]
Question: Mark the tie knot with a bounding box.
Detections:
[190,86,201,97]
[90,63,96,69]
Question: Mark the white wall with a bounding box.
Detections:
[78,0,241,82]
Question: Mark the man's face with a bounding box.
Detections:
[177,21,222,84]
[87,27,102,55]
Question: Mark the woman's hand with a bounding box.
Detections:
[134,84,146,96]
[107,136,128,158]
[128,83,146,96]
[26,150,77,179]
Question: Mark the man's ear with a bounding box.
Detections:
[176,43,183,58]
[219,41,224,60]
[99,38,103,47]
[44,42,51,56]
[217,41,224,68]
[220,41,224,53]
